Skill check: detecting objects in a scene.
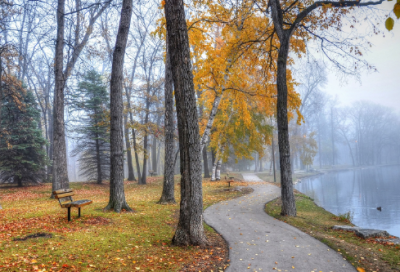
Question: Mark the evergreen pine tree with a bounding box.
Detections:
[0,85,48,187]
[70,70,110,184]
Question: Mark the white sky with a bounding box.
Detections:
[323,4,400,111]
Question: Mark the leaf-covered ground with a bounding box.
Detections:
[0,177,251,271]
[265,189,400,272]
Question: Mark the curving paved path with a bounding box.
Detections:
[204,173,356,272]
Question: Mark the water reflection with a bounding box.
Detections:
[294,165,400,237]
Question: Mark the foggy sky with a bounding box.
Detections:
[324,4,400,111]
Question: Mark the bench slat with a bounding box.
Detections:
[53,189,73,194]
[55,192,75,199]
[59,196,72,203]
[61,200,92,208]
[71,200,93,208]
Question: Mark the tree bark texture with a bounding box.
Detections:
[271,124,277,183]
[275,37,296,216]
[159,38,176,204]
[104,0,133,213]
[211,147,221,181]
[270,0,297,217]
[216,157,222,180]
[152,135,157,172]
[131,127,141,181]
[200,95,222,151]
[202,146,210,178]
[95,136,102,184]
[15,176,22,187]
[139,114,149,185]
[215,146,225,181]
[139,86,151,185]
[211,159,217,181]
[211,148,216,180]
[0,55,3,125]
[124,113,136,181]
[52,0,70,196]
[165,0,207,246]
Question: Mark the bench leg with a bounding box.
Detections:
[78,207,81,218]
[68,207,71,221]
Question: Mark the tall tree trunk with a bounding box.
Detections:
[215,145,225,180]
[202,146,210,178]
[140,116,149,185]
[211,148,216,180]
[0,54,3,124]
[165,0,207,246]
[21,8,34,82]
[271,126,277,183]
[140,91,151,185]
[47,109,54,181]
[15,176,22,187]
[131,127,141,181]
[17,2,27,80]
[51,0,110,193]
[200,95,222,151]
[216,157,222,181]
[104,0,133,212]
[124,113,136,181]
[52,0,70,196]
[125,89,141,181]
[276,38,296,216]
[211,149,219,181]
[95,136,102,184]
[156,141,161,173]
[270,1,296,216]
[211,159,217,181]
[159,37,176,204]
[152,135,157,173]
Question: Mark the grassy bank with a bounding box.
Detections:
[0,177,250,271]
[265,190,400,272]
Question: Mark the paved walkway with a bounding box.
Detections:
[242,173,264,182]
[204,173,356,272]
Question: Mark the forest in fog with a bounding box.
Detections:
[2,0,400,268]
[1,0,399,187]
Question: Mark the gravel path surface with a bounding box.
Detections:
[204,174,356,272]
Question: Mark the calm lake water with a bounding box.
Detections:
[294,165,400,237]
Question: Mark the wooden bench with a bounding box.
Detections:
[53,189,92,221]
[148,170,157,177]
[225,176,235,187]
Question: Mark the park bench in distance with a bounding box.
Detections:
[225,174,235,187]
[53,189,92,221]
[148,170,157,177]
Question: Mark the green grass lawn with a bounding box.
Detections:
[0,177,249,272]
[265,190,400,272]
